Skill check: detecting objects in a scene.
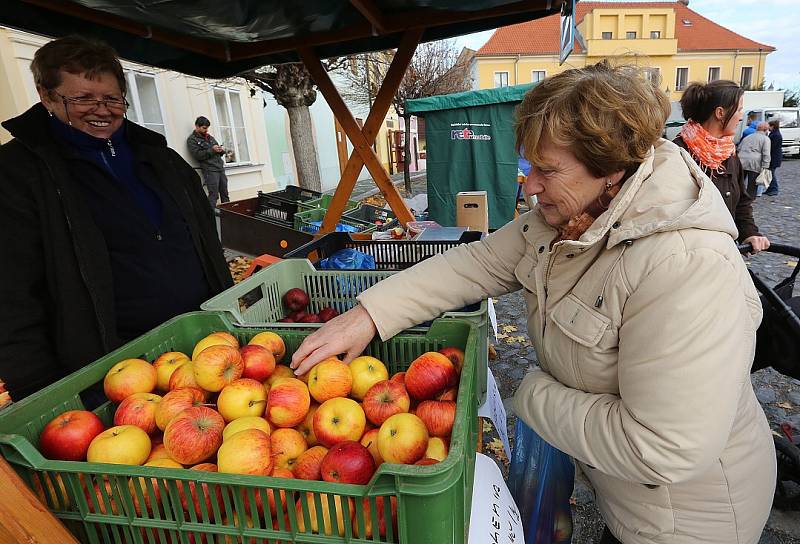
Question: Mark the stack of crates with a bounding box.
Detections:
[0,312,479,543]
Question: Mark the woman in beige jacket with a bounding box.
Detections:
[291,63,776,544]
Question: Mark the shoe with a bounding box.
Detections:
[764,191,778,196]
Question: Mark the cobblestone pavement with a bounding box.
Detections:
[490,158,800,543]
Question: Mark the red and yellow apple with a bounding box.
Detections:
[38,410,105,461]
[222,416,271,441]
[153,351,190,391]
[270,428,308,471]
[362,380,410,426]
[355,496,398,539]
[163,406,224,465]
[437,387,458,401]
[217,378,267,422]
[308,357,352,402]
[193,345,244,392]
[155,387,206,431]
[438,346,465,375]
[103,358,158,403]
[179,463,224,519]
[168,361,204,393]
[239,344,276,382]
[113,392,161,435]
[191,331,238,360]
[265,365,295,388]
[146,442,181,465]
[295,402,319,446]
[359,428,384,466]
[295,493,354,537]
[404,352,457,400]
[87,425,151,465]
[425,436,449,461]
[313,397,366,447]
[348,356,388,401]
[293,445,328,480]
[389,371,406,385]
[266,378,310,428]
[415,400,456,438]
[377,413,429,465]
[217,428,272,476]
[320,441,376,485]
[248,332,286,363]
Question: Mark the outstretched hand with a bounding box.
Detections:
[290,305,378,376]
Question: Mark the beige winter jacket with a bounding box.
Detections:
[358,139,776,544]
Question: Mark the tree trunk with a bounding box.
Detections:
[403,113,412,195]
[286,105,321,192]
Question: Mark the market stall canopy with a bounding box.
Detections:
[2,0,560,78]
[406,83,534,229]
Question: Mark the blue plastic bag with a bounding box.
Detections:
[318,248,376,270]
[508,418,574,544]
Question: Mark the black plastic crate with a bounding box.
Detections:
[264,185,321,203]
[254,192,303,227]
[344,203,397,227]
[284,231,484,271]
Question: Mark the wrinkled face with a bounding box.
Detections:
[720,96,744,138]
[39,71,125,139]
[523,139,612,229]
[195,124,210,135]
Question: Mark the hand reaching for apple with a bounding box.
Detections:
[290,305,377,376]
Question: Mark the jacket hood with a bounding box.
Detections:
[2,103,167,150]
[551,138,738,249]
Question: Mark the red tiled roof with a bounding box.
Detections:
[476,1,774,56]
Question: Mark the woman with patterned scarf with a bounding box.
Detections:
[674,80,770,253]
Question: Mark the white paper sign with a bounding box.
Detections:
[469,452,525,544]
[478,368,511,458]
[488,297,499,340]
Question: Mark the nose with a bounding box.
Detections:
[523,168,544,197]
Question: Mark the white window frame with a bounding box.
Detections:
[124,71,167,137]
[650,30,661,39]
[707,66,721,82]
[626,31,637,39]
[740,66,753,89]
[601,31,613,40]
[675,67,689,91]
[531,70,546,83]
[210,86,252,167]
[494,71,509,88]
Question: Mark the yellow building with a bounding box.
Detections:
[474,0,774,101]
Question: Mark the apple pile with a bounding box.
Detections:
[35,328,466,536]
[277,287,338,324]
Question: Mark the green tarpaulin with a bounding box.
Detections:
[407,83,534,229]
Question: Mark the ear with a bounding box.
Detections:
[714,106,727,123]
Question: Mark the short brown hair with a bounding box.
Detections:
[679,80,743,128]
[31,35,126,95]
[768,119,780,130]
[515,61,670,177]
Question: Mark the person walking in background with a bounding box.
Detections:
[738,122,771,197]
[674,80,770,253]
[187,116,229,210]
[765,119,782,196]
[741,111,759,138]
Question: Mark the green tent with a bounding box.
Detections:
[406,83,534,229]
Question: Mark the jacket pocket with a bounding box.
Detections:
[551,294,610,347]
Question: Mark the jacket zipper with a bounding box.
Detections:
[594,240,633,308]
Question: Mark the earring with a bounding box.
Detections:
[605,179,613,190]
[47,110,54,117]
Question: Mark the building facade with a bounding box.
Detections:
[0,27,277,200]
[473,1,774,101]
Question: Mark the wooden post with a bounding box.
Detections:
[298,28,422,233]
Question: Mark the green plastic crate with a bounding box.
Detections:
[201,259,489,402]
[298,195,360,213]
[0,312,479,544]
[293,207,377,234]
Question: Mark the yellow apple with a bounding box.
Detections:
[217,428,273,476]
[103,359,158,404]
[308,357,352,403]
[270,428,308,472]
[223,416,272,441]
[248,331,286,362]
[87,425,151,465]
[348,356,388,401]
[313,397,366,447]
[377,413,429,465]
[152,351,190,391]
[216,378,268,422]
[192,332,239,360]
[425,436,449,461]
[192,344,244,392]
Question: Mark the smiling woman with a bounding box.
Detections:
[0,35,233,401]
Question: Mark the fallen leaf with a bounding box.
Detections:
[496,333,509,340]
[501,325,518,333]
[778,402,793,409]
[786,261,797,268]
[483,420,494,433]
[488,344,497,360]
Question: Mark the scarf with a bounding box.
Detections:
[556,183,623,242]
[678,119,735,172]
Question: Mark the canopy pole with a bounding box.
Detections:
[298,28,421,233]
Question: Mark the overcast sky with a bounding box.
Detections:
[454,0,800,90]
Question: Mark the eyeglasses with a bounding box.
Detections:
[53,91,129,112]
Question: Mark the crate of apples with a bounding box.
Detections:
[35,326,466,525]
[278,287,339,324]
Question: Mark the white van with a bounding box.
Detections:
[738,108,800,157]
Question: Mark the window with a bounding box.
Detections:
[212,88,251,165]
[602,32,613,40]
[740,66,753,89]
[626,31,637,39]
[765,110,799,129]
[125,72,165,136]
[675,67,689,91]
[531,70,546,83]
[708,67,721,82]
[681,19,692,27]
[650,30,661,39]
[494,71,509,88]
[643,67,661,85]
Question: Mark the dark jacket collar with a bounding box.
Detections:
[2,103,167,151]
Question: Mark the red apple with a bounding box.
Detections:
[283,288,310,312]
[239,344,276,382]
[438,346,465,374]
[320,441,376,485]
[415,400,456,437]
[103,358,158,403]
[289,310,308,322]
[267,467,295,516]
[293,445,329,480]
[359,428,384,466]
[377,413,429,465]
[437,387,458,401]
[248,332,287,363]
[355,496,398,539]
[404,352,457,400]
[390,371,406,385]
[163,406,224,465]
[266,378,310,428]
[192,344,244,392]
[313,397,366,447]
[362,380,410,426]
[278,317,294,323]
[38,410,105,461]
[191,332,238,361]
[114,392,162,435]
[168,362,204,392]
[155,387,206,431]
[300,313,322,323]
[318,307,339,322]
